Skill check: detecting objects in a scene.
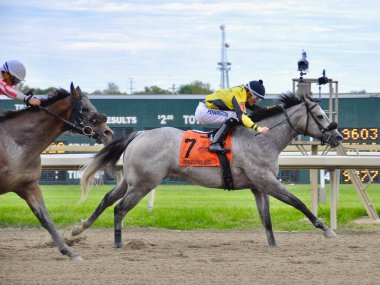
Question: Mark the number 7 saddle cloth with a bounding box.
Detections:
[179,130,232,167]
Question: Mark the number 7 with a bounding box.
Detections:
[184,138,196,158]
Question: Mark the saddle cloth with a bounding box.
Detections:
[179,130,232,167]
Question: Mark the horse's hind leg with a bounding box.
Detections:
[251,188,276,247]
[17,183,83,261]
[114,186,152,248]
[72,179,128,236]
[258,176,336,238]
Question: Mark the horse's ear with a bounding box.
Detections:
[75,86,83,99]
[70,82,81,100]
[70,82,76,94]
[304,94,314,102]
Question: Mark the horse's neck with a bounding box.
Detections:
[11,97,72,154]
[259,108,303,152]
[39,99,73,150]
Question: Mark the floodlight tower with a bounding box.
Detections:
[218,24,231,88]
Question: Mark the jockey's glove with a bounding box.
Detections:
[23,89,35,106]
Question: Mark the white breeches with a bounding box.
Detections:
[195,102,238,125]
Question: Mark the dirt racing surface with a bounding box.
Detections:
[0,227,379,285]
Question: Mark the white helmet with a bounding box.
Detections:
[1,60,26,81]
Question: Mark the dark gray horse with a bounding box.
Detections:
[0,83,113,260]
[73,93,342,248]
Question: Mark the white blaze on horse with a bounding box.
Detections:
[73,93,342,248]
[0,83,113,260]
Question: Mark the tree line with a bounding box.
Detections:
[18,80,214,95]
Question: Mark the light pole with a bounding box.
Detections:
[217,24,231,89]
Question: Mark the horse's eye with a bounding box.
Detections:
[317,115,324,119]
[82,107,89,112]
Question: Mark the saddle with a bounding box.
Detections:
[179,130,234,190]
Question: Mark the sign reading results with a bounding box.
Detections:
[106,116,137,124]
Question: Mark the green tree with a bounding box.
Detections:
[349,90,366,94]
[91,90,103,95]
[178,80,213,94]
[17,83,31,93]
[17,83,56,95]
[134,85,171,95]
[103,82,123,94]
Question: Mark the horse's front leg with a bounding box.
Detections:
[17,183,83,261]
[257,175,337,238]
[72,180,128,236]
[251,188,276,247]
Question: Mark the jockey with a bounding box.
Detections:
[195,80,269,153]
[0,60,41,106]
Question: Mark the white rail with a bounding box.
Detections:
[40,154,380,170]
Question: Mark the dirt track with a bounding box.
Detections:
[0,227,379,285]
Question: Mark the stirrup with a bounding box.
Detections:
[209,143,230,154]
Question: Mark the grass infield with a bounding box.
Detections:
[0,184,379,231]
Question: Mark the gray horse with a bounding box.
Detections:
[73,93,342,247]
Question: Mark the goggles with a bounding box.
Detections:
[252,94,262,102]
[245,84,264,102]
[10,75,21,85]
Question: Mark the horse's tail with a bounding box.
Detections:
[80,131,141,203]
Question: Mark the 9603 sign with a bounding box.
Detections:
[339,128,379,144]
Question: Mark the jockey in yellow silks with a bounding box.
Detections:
[195,80,269,153]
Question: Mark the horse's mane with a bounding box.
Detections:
[0,88,70,122]
[250,92,302,122]
[41,88,71,107]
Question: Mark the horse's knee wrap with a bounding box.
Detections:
[115,228,122,248]
[314,219,325,229]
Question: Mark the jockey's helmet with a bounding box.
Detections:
[1,60,26,84]
[245,80,265,99]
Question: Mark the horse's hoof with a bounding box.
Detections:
[71,255,84,261]
[71,226,83,236]
[324,229,337,238]
[114,243,123,248]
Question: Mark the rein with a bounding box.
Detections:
[258,99,337,145]
[254,104,303,136]
[38,104,95,137]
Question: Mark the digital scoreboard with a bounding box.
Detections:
[339,127,379,183]
[340,128,379,145]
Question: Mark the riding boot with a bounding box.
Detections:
[209,119,237,153]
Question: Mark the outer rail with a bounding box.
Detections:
[40,154,380,170]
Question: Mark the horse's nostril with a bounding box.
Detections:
[337,135,343,141]
[104,129,113,136]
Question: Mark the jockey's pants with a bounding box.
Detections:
[195,102,238,125]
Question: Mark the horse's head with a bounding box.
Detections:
[70,83,113,144]
[300,94,342,147]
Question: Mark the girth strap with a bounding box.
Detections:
[216,152,234,190]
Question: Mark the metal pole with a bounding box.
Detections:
[218,24,231,89]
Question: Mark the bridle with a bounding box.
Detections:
[302,99,337,145]
[38,95,101,140]
[270,98,337,145]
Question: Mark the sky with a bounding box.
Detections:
[1,0,380,94]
